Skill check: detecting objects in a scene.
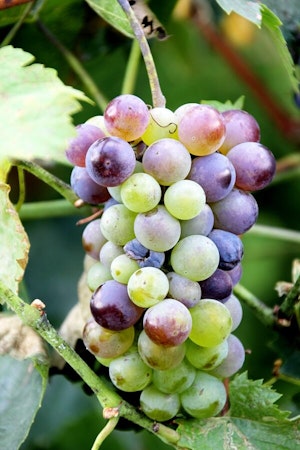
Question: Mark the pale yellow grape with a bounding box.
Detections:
[110,254,140,284]
[142,107,178,145]
[100,204,136,246]
[127,267,169,307]
[108,160,144,202]
[164,179,206,220]
[120,172,161,213]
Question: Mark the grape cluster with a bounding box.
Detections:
[66,94,276,421]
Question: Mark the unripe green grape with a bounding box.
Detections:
[127,267,169,308]
[185,338,228,370]
[99,241,124,268]
[152,359,196,394]
[120,172,161,213]
[164,179,206,220]
[141,107,179,145]
[109,349,152,392]
[180,371,227,419]
[189,299,232,347]
[100,204,136,246]
[87,261,113,291]
[108,161,144,203]
[110,254,140,284]
[140,384,180,421]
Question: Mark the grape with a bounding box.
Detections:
[99,241,124,268]
[164,179,206,220]
[82,219,106,260]
[210,188,259,235]
[107,160,144,203]
[226,262,243,286]
[208,229,244,271]
[208,334,245,378]
[223,294,243,332]
[142,138,192,186]
[127,267,169,308]
[83,317,134,359]
[141,107,179,145]
[177,104,226,156]
[85,136,136,187]
[185,339,228,370]
[227,142,276,191]
[167,271,201,308]
[85,115,109,135]
[140,384,181,422]
[134,205,181,252]
[109,348,152,392]
[152,359,196,394]
[110,254,140,284]
[100,204,136,246]
[143,298,192,346]
[218,109,260,155]
[189,299,232,347]
[180,204,214,238]
[199,269,233,302]
[103,94,150,141]
[120,172,161,213]
[138,330,186,370]
[187,152,236,202]
[124,239,165,268]
[170,235,219,281]
[70,166,111,205]
[174,102,199,121]
[65,123,106,167]
[180,371,227,418]
[90,280,144,331]
[87,261,112,291]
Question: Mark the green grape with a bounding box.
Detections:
[140,384,181,422]
[108,160,144,202]
[164,179,206,220]
[185,338,228,370]
[100,204,136,246]
[127,267,169,307]
[99,241,124,268]
[180,371,227,418]
[110,254,140,284]
[152,359,196,394]
[87,261,112,291]
[170,235,219,281]
[141,107,179,145]
[138,330,186,370]
[109,348,152,392]
[189,299,232,347]
[120,172,161,213]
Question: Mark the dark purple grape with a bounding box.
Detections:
[208,229,244,270]
[226,262,243,286]
[65,123,106,167]
[85,136,136,187]
[124,239,165,268]
[187,153,236,202]
[227,142,276,191]
[90,280,144,331]
[199,269,233,302]
[70,166,111,205]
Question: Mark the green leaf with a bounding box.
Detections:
[0,183,30,297]
[202,96,245,111]
[85,0,134,38]
[0,355,48,450]
[215,0,262,26]
[0,45,88,164]
[177,372,300,450]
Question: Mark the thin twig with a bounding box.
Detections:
[280,274,300,316]
[121,39,141,95]
[0,0,32,10]
[91,417,119,450]
[248,224,300,244]
[0,2,33,47]
[234,283,276,327]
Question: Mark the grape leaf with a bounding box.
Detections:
[0,45,88,164]
[85,0,134,38]
[0,355,48,450]
[0,183,30,297]
[214,0,262,26]
[202,96,245,111]
[176,372,300,450]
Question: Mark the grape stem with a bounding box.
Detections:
[0,282,181,448]
[118,0,166,108]
[18,199,92,221]
[121,39,141,95]
[91,417,119,450]
[248,224,300,244]
[280,274,300,316]
[234,283,276,327]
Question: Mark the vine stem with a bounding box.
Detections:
[248,224,300,244]
[118,0,166,107]
[18,199,92,221]
[91,417,119,450]
[280,274,300,316]
[0,282,181,448]
[121,39,141,95]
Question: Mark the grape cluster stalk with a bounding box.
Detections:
[66,94,276,421]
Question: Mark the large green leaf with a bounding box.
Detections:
[0,183,29,297]
[0,45,88,164]
[0,355,48,450]
[215,0,262,25]
[85,0,134,38]
[176,372,300,450]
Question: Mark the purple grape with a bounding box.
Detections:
[85,136,136,187]
[90,280,144,331]
[70,166,111,205]
[210,189,259,235]
[226,262,243,286]
[208,229,244,271]
[82,219,107,260]
[227,142,276,191]
[199,269,233,302]
[223,294,243,331]
[123,239,165,268]
[65,123,106,167]
[208,334,245,378]
[180,204,214,238]
[187,153,236,202]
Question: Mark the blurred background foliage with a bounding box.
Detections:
[1,0,300,448]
